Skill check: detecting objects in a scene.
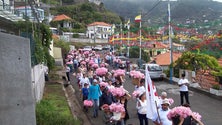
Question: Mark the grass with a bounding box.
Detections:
[48,66,64,81]
[36,83,81,125]
[51,66,63,71]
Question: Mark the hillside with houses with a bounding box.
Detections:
[1,0,222,125]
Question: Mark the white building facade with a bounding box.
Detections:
[87,22,113,40]
[88,0,102,5]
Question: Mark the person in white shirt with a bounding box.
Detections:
[80,74,91,88]
[136,92,148,125]
[65,64,71,82]
[135,79,146,94]
[152,99,172,125]
[178,74,190,105]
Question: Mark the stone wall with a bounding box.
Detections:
[195,71,219,90]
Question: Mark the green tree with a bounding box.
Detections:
[129,46,150,62]
[174,51,222,77]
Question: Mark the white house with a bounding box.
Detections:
[166,43,185,52]
[173,43,185,51]
[87,22,113,40]
[52,14,72,29]
[88,0,102,5]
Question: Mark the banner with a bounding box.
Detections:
[145,64,159,119]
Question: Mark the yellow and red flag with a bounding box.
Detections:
[135,15,141,23]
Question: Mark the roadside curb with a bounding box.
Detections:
[56,70,91,125]
[62,83,78,119]
[163,77,222,101]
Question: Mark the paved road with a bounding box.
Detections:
[69,49,222,125]
[70,72,222,125]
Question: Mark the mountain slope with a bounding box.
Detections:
[103,0,222,25]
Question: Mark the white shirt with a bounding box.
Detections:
[94,58,98,64]
[136,100,147,114]
[80,77,91,88]
[152,108,172,125]
[107,84,115,89]
[66,66,70,72]
[74,59,78,64]
[135,86,146,94]
[105,55,110,60]
[178,78,189,91]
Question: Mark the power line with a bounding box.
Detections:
[143,0,162,18]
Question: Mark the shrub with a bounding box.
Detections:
[212,84,221,90]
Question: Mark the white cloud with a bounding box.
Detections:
[213,0,222,2]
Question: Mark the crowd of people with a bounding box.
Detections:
[63,48,204,125]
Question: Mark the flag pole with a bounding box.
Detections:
[155,100,161,123]
[127,19,130,57]
[120,22,123,55]
[139,15,142,60]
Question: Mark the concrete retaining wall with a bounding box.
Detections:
[0,32,36,125]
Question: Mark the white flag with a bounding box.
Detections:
[145,64,158,119]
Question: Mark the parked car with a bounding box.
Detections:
[138,63,164,80]
[102,45,111,50]
[83,46,92,51]
[93,45,103,51]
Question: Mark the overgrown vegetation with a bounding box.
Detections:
[54,39,70,54]
[172,51,222,78]
[36,83,81,125]
[50,2,122,33]
[15,21,55,70]
[212,84,221,90]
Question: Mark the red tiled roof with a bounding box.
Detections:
[88,22,112,27]
[154,52,182,66]
[52,14,71,21]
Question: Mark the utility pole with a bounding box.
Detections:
[120,22,123,55]
[127,20,130,57]
[168,0,173,84]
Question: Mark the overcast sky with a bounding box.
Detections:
[213,0,222,2]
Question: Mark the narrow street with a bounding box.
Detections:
[70,72,222,125]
